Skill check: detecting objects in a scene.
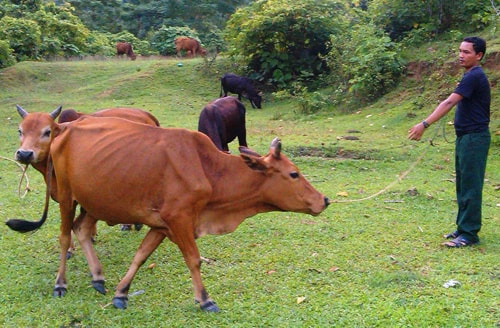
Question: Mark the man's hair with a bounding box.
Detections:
[463,36,487,60]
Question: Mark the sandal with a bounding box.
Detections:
[443,230,460,239]
[443,235,478,248]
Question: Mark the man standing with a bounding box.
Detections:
[408,36,491,247]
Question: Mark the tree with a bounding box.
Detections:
[0,16,41,60]
[223,0,349,86]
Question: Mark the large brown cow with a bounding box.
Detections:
[7,116,329,312]
[198,96,247,152]
[116,42,137,60]
[12,106,160,256]
[174,36,206,57]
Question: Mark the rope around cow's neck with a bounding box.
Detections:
[332,118,449,204]
[0,155,30,198]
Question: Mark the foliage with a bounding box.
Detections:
[62,0,249,39]
[223,0,349,87]
[0,16,41,60]
[0,39,15,68]
[149,25,199,56]
[324,21,405,107]
[29,2,89,58]
[366,0,496,42]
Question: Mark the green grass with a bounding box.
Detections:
[0,56,499,327]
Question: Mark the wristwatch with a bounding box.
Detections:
[422,121,430,128]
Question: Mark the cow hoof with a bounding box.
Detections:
[200,300,220,312]
[112,296,128,309]
[120,224,132,231]
[91,280,106,294]
[134,224,143,231]
[53,286,67,297]
[66,250,73,260]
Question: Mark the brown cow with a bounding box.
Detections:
[116,42,137,60]
[7,116,329,312]
[198,96,247,152]
[12,106,159,257]
[174,36,206,57]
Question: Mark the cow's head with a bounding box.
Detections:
[250,92,262,109]
[239,138,329,215]
[15,105,62,165]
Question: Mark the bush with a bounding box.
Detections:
[0,39,16,68]
[150,26,200,56]
[324,23,404,106]
[223,0,349,87]
[0,16,41,61]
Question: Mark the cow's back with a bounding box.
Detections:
[52,117,214,226]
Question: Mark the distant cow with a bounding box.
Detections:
[220,73,262,109]
[7,116,329,312]
[198,97,247,152]
[116,42,137,60]
[174,36,206,57]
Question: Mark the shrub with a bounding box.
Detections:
[0,16,41,61]
[150,26,199,56]
[0,39,16,68]
[223,0,349,87]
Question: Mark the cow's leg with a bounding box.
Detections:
[171,227,219,312]
[73,212,106,294]
[112,228,166,309]
[54,202,76,297]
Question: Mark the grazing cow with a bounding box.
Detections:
[174,36,206,57]
[198,96,247,152]
[13,106,159,248]
[116,42,137,61]
[220,73,262,109]
[6,116,329,312]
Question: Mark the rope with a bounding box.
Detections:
[332,119,450,203]
[0,156,30,198]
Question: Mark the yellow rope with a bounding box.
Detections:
[0,156,30,198]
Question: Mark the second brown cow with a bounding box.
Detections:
[174,36,206,57]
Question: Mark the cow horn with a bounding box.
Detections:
[50,106,62,120]
[16,105,28,118]
[270,137,281,158]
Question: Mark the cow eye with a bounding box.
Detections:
[18,129,23,137]
[290,172,299,179]
[42,129,51,138]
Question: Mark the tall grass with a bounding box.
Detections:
[0,57,498,327]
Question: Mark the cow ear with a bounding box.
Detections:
[51,123,64,138]
[240,154,268,172]
[239,146,260,157]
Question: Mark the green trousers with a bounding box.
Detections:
[455,130,491,243]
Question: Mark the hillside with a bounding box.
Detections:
[0,42,499,327]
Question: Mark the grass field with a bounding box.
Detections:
[0,57,499,327]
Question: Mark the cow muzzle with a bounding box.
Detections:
[324,197,330,208]
[15,149,35,164]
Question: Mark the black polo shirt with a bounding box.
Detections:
[453,66,490,137]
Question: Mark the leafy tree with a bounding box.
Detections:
[149,25,199,56]
[0,16,41,60]
[29,2,89,57]
[0,39,16,68]
[367,0,495,41]
[324,21,404,105]
[223,0,349,87]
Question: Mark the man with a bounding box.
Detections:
[408,36,491,248]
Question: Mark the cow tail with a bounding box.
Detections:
[5,155,52,233]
